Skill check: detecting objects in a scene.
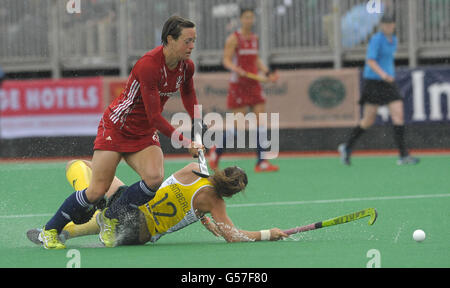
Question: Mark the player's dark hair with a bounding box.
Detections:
[240,7,255,17]
[161,15,195,46]
[381,13,396,23]
[210,166,248,198]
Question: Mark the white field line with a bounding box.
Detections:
[1,193,449,220]
[0,213,53,219]
[227,193,450,208]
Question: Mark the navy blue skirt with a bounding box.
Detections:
[359,79,403,105]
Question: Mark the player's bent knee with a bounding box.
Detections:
[142,173,164,191]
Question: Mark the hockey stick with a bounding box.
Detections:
[245,72,269,83]
[192,105,210,178]
[245,70,280,83]
[283,208,378,235]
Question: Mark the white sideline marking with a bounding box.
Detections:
[0,213,53,219]
[1,193,449,219]
[227,193,450,208]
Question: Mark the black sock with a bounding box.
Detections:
[215,129,235,156]
[393,125,408,157]
[346,126,366,150]
[106,180,157,219]
[45,189,93,233]
[256,127,264,164]
[214,133,226,156]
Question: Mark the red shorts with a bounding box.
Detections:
[93,119,160,153]
[227,82,265,109]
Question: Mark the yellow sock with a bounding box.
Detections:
[63,210,100,239]
[66,160,92,191]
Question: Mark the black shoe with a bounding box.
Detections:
[338,143,351,166]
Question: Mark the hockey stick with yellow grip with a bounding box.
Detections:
[245,70,280,83]
[283,208,378,235]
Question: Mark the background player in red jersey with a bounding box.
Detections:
[38,16,203,249]
[208,7,279,173]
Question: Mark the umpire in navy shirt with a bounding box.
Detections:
[338,14,419,166]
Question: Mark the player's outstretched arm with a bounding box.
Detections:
[200,216,221,237]
[209,201,287,242]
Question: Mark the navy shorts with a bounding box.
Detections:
[359,79,403,106]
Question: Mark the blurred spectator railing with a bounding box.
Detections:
[0,0,449,77]
[0,0,52,71]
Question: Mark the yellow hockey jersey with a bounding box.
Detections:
[138,175,213,242]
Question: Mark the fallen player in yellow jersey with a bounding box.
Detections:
[27,160,287,248]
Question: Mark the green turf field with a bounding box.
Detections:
[0,154,449,268]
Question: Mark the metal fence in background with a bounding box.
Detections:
[127,0,190,55]
[0,0,449,77]
[0,0,51,67]
[58,0,119,67]
[419,0,450,43]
